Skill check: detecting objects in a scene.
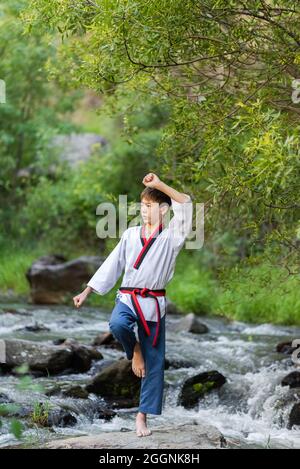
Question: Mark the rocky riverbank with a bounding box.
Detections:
[44,422,226,449]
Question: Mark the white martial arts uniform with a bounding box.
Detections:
[86,195,193,323]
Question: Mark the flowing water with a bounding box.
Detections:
[0,302,299,449]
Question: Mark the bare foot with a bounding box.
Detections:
[132,342,145,378]
[136,412,152,437]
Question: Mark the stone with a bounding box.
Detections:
[178,370,227,409]
[170,313,209,334]
[43,422,226,449]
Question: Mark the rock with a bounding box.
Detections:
[18,321,50,333]
[276,341,300,355]
[26,255,105,304]
[0,339,73,374]
[93,406,117,421]
[86,358,141,408]
[165,358,194,369]
[288,403,300,429]
[44,423,226,449]
[165,298,182,315]
[282,371,300,389]
[0,393,14,404]
[62,385,89,399]
[178,371,227,409]
[2,401,77,428]
[53,338,67,346]
[62,338,103,373]
[89,358,116,375]
[92,332,123,351]
[47,408,77,427]
[0,338,102,375]
[170,313,209,334]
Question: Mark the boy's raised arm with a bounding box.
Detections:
[142,173,193,250]
[142,173,190,203]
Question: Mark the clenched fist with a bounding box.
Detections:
[142,173,161,188]
[73,290,89,308]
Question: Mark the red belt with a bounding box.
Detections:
[119,287,166,347]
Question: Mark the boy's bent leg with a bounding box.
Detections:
[137,314,166,415]
[108,300,138,360]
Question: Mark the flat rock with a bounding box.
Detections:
[44,422,226,449]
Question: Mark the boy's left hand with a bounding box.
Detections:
[142,172,161,188]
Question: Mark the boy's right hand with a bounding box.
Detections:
[73,290,88,308]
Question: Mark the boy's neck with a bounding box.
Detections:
[143,219,163,234]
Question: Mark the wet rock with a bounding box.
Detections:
[26,255,104,304]
[18,321,51,333]
[282,371,300,389]
[1,401,77,428]
[0,339,73,374]
[0,338,102,375]
[52,338,67,346]
[62,385,89,399]
[62,338,103,372]
[44,423,226,449]
[276,340,300,355]
[89,358,116,375]
[165,358,194,369]
[94,406,117,421]
[288,403,300,429]
[170,313,209,334]
[92,332,114,346]
[86,358,140,408]
[44,384,63,397]
[178,370,227,409]
[47,408,77,427]
[92,332,123,351]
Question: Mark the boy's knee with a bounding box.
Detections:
[109,319,128,336]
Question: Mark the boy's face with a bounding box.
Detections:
[140,197,169,226]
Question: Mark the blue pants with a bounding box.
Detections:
[108,298,165,415]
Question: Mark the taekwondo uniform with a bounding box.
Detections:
[86,194,193,415]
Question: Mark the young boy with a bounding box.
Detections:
[73,172,193,437]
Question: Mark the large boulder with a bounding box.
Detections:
[26,255,104,304]
[44,423,226,449]
[62,338,103,372]
[0,338,102,375]
[86,358,141,408]
[178,370,227,409]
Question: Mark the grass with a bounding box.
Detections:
[165,250,300,325]
[1,239,300,325]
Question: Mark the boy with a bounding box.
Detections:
[73,172,193,437]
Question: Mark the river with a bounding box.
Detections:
[0,302,299,449]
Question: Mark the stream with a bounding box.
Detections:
[0,302,299,449]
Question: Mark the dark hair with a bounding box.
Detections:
[140,187,171,206]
